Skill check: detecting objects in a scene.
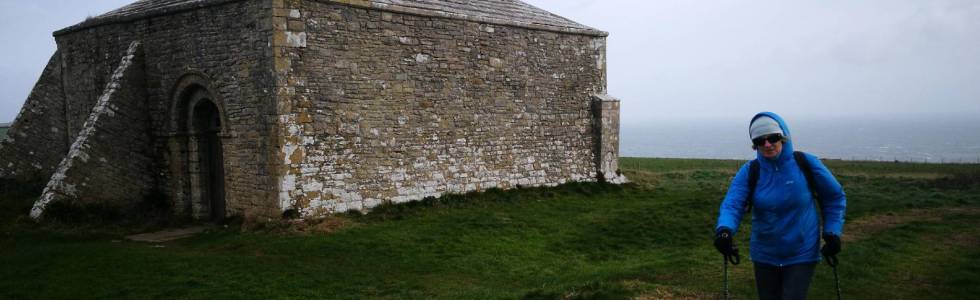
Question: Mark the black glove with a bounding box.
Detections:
[714,229,737,257]
[821,233,841,257]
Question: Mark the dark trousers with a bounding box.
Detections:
[753,262,817,300]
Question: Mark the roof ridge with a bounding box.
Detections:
[336,0,606,36]
[55,0,607,37]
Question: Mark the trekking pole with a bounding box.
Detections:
[825,254,842,300]
[723,250,740,300]
[724,255,729,300]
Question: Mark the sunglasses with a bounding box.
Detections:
[752,134,784,146]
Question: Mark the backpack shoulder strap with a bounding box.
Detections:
[795,151,831,234]
[745,159,760,213]
[793,151,818,198]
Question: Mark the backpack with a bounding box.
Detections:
[744,151,818,213]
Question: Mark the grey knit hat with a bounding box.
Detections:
[749,116,784,140]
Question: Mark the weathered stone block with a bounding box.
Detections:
[287,20,306,31]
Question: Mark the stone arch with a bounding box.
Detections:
[169,72,228,135]
[168,73,228,220]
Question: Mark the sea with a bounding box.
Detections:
[621,116,980,164]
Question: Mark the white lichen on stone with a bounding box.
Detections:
[279,173,296,201]
[286,32,307,48]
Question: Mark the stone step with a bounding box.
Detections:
[125,226,208,243]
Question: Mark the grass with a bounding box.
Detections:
[1,158,979,299]
[0,127,8,139]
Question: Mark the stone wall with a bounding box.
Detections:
[49,0,278,217]
[31,42,153,219]
[275,1,610,216]
[0,52,69,183]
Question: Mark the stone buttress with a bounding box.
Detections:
[0,52,69,182]
[30,42,156,219]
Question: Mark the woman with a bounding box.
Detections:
[714,112,846,299]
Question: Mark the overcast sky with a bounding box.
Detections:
[2,0,979,125]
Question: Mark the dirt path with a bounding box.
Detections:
[842,207,980,243]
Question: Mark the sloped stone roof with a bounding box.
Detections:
[55,0,606,37]
[54,0,238,35]
[361,0,605,36]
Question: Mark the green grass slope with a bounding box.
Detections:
[1,158,978,299]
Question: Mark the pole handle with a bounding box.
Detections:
[824,254,839,267]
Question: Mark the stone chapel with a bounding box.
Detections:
[0,0,624,221]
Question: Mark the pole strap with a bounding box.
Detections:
[824,254,838,267]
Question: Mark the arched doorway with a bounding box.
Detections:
[170,74,228,221]
[191,99,225,221]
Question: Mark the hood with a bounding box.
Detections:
[750,112,794,164]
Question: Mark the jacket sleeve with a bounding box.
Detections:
[716,162,752,235]
[805,154,847,236]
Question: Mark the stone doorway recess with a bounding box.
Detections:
[191,98,225,221]
[171,75,228,222]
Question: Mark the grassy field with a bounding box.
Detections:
[0,127,8,139]
[1,158,978,299]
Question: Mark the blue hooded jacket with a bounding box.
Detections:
[715,112,847,266]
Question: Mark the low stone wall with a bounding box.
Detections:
[0,124,9,140]
[31,42,155,219]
